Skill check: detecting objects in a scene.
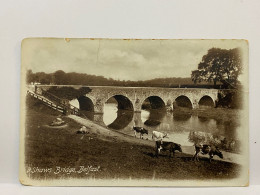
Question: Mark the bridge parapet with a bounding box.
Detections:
[84,86,219,113]
[35,85,219,114]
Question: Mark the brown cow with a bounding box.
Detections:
[193,144,223,162]
[155,141,182,158]
[133,127,148,139]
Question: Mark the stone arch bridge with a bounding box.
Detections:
[36,86,219,114]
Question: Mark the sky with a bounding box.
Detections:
[22,38,247,81]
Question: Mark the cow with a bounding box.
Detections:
[193,144,223,162]
[133,127,148,139]
[155,141,182,158]
[152,130,169,141]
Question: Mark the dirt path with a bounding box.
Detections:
[68,115,244,165]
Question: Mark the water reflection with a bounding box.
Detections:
[198,116,209,123]
[102,103,134,129]
[103,103,117,125]
[173,112,192,122]
[107,110,133,130]
[143,109,166,127]
[82,102,240,154]
[79,110,94,121]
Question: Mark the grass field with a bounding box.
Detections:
[24,96,241,181]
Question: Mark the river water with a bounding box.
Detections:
[79,102,241,153]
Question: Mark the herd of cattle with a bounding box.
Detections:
[133,126,224,162]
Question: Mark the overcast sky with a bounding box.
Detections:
[22,39,246,81]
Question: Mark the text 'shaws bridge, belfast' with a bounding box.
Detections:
[35,86,219,114]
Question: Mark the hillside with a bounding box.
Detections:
[27,70,220,88]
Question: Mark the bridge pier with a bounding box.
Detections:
[92,99,105,114]
[165,99,173,112]
[133,112,142,127]
[36,86,219,114]
[133,98,142,113]
[93,114,106,126]
[192,99,199,109]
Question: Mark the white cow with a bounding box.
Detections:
[152,131,169,140]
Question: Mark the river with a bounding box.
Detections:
[77,102,241,154]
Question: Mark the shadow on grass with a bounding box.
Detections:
[142,150,226,164]
[142,151,187,159]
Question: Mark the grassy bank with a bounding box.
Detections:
[23,96,241,181]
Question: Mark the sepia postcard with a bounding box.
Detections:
[19,38,249,186]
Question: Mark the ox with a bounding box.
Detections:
[133,127,148,139]
[155,141,182,158]
[152,131,169,141]
[193,144,223,162]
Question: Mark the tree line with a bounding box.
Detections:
[26,70,215,88]
[27,47,243,89]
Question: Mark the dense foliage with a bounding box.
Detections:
[27,70,217,88]
[45,87,92,101]
[191,48,243,88]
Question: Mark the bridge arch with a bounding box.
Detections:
[37,86,220,113]
[77,96,95,112]
[173,95,193,109]
[141,96,166,110]
[103,95,134,129]
[104,95,134,111]
[198,95,215,108]
[143,109,166,127]
[107,110,134,130]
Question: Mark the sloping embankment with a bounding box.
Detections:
[68,115,244,165]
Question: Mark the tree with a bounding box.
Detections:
[46,87,92,100]
[191,48,243,88]
[53,70,67,85]
[26,69,34,84]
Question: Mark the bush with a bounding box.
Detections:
[46,87,92,100]
[217,90,243,109]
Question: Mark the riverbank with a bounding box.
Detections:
[24,96,242,180]
[69,114,244,164]
[172,107,241,123]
